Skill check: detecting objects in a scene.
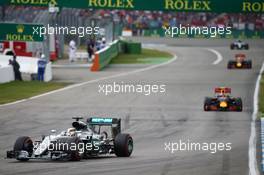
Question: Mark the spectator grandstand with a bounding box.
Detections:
[1,6,263,33]
[0,6,263,59]
[2,6,263,31]
[97,10,264,32]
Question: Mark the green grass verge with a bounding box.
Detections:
[259,75,264,116]
[110,48,173,64]
[0,81,68,104]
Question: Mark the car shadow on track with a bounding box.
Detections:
[7,155,119,163]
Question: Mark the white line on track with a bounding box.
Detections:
[142,44,167,48]
[249,62,264,175]
[0,54,177,108]
[52,64,92,68]
[206,48,223,65]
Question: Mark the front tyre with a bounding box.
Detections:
[235,98,243,111]
[247,60,252,69]
[204,97,211,111]
[245,44,249,50]
[114,134,133,157]
[13,136,34,161]
[227,62,234,69]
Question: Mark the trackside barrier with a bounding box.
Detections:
[91,40,120,71]
[0,55,52,82]
[0,66,14,83]
[261,117,264,171]
[90,40,142,71]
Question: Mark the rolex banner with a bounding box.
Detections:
[1,0,264,13]
[0,23,44,42]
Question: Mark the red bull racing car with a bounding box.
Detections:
[227,54,252,69]
[204,87,242,111]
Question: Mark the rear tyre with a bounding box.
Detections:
[13,136,34,161]
[114,134,133,157]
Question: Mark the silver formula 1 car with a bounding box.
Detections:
[230,40,249,50]
[6,117,133,161]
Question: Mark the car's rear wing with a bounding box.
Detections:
[87,118,121,125]
[87,117,121,136]
[235,54,246,58]
[215,87,231,94]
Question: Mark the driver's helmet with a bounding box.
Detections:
[41,54,45,59]
[67,128,76,136]
[217,92,225,98]
[237,56,243,62]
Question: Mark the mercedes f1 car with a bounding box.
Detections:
[6,117,133,161]
[204,87,242,111]
[230,40,249,50]
[227,54,252,69]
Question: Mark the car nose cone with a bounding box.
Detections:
[220,101,228,108]
[236,62,242,67]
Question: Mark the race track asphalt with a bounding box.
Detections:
[0,38,263,175]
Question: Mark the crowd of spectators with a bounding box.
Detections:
[1,6,47,23]
[0,5,94,23]
[1,6,263,32]
[97,10,264,31]
[98,10,215,29]
[212,13,264,31]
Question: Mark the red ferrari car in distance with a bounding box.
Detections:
[227,54,252,69]
[204,87,242,111]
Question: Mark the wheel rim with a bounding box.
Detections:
[127,139,133,154]
[24,139,33,156]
